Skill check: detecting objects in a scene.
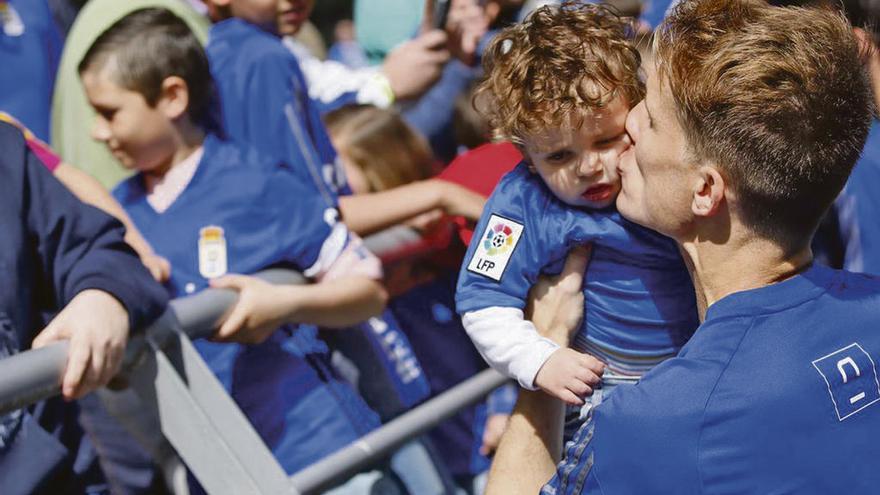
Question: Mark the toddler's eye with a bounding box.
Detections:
[595,133,625,148]
[546,150,572,163]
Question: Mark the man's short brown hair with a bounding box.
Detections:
[655,0,873,249]
[475,1,644,144]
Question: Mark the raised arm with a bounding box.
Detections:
[485,246,592,495]
[337,178,485,236]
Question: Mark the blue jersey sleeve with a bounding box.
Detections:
[455,164,623,314]
[263,165,342,272]
[238,49,343,207]
[15,127,167,334]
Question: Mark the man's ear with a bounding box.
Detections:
[691,165,725,217]
[158,76,190,121]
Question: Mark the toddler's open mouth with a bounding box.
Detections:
[582,184,614,202]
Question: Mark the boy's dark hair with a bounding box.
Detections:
[656,0,873,251]
[79,8,214,126]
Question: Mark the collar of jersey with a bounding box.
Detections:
[704,263,830,321]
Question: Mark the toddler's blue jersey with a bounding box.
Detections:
[207,19,350,208]
[456,163,697,359]
[546,264,880,493]
[113,134,378,473]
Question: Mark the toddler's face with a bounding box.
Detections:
[521,96,631,209]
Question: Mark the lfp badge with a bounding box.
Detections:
[467,214,524,281]
[198,226,227,279]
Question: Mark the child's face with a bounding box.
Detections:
[521,96,630,209]
[81,67,176,175]
[209,0,283,33]
[277,0,314,36]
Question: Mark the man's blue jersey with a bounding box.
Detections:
[545,264,880,494]
[836,121,880,275]
[207,19,350,208]
[456,163,697,362]
[113,134,378,474]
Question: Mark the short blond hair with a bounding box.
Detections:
[475,1,644,144]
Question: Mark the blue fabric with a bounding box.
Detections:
[456,163,698,358]
[835,121,880,275]
[207,19,350,208]
[401,59,476,163]
[640,0,674,28]
[113,134,379,474]
[544,264,880,494]
[390,274,492,477]
[328,309,431,421]
[0,122,167,495]
[0,0,62,141]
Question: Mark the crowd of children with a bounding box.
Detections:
[2,0,880,494]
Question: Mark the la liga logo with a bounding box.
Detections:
[483,222,516,256]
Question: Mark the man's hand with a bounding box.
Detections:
[210,275,295,345]
[534,348,605,406]
[526,245,592,346]
[32,290,130,401]
[383,30,450,101]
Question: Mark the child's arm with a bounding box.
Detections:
[209,273,386,344]
[210,222,387,344]
[53,162,171,281]
[337,178,486,236]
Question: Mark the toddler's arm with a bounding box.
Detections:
[464,307,602,405]
[463,306,560,389]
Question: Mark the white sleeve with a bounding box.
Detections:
[284,37,394,109]
[303,223,383,281]
[463,307,560,390]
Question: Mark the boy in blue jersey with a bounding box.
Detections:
[456,2,698,408]
[485,0,880,493]
[77,8,390,483]
[202,0,488,236]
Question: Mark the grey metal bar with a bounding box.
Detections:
[0,269,305,415]
[362,224,422,255]
[290,368,509,494]
[127,327,296,495]
[0,342,68,415]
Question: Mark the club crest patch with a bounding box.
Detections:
[467,215,524,281]
[198,225,227,279]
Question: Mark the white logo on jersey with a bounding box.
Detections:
[812,343,880,421]
[198,225,227,279]
[323,208,339,227]
[467,215,524,281]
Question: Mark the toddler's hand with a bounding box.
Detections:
[534,348,605,406]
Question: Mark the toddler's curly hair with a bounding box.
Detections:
[476,1,644,144]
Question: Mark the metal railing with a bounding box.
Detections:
[0,225,507,495]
